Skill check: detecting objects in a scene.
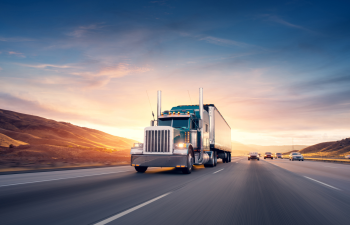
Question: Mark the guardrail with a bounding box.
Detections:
[303,158,350,164]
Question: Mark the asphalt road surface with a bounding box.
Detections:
[1,157,350,225]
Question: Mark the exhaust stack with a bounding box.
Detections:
[199,87,204,163]
[199,88,203,120]
[157,90,162,120]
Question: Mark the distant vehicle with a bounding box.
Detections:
[264,152,273,159]
[275,153,283,159]
[248,152,259,160]
[289,152,304,161]
[345,155,350,159]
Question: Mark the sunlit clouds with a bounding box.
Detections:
[1,0,350,145]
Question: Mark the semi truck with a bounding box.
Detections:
[130,88,232,174]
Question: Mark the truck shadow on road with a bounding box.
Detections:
[138,165,208,175]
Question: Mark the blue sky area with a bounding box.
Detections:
[1,0,350,145]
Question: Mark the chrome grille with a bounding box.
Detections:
[145,130,170,152]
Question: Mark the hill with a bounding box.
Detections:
[299,138,350,157]
[0,133,28,147]
[0,109,135,149]
[0,109,137,170]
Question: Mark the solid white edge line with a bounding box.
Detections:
[0,170,132,188]
[213,169,224,174]
[304,176,341,190]
[94,192,172,225]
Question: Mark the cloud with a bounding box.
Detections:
[72,63,151,80]
[18,63,74,69]
[262,14,315,33]
[199,36,253,48]
[67,23,105,38]
[8,51,26,58]
[18,62,151,88]
[84,76,112,89]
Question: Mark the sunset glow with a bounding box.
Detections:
[1,0,350,146]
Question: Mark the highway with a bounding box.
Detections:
[1,157,350,225]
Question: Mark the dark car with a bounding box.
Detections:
[264,152,273,159]
[275,153,283,159]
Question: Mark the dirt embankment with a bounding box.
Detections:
[0,108,136,172]
[0,144,131,172]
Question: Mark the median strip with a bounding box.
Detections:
[304,176,341,190]
[94,192,172,225]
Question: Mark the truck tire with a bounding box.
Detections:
[214,151,217,167]
[229,153,231,162]
[182,151,193,174]
[204,154,215,167]
[135,166,148,173]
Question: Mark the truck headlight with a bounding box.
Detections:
[176,143,186,148]
[134,143,143,148]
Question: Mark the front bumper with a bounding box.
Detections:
[131,155,188,167]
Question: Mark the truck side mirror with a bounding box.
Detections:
[198,120,203,129]
[150,120,155,126]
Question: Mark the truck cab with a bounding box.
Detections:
[130,88,232,174]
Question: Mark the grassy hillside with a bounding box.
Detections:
[0,109,137,170]
[299,138,350,158]
[0,109,135,149]
[0,133,28,147]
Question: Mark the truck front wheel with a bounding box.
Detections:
[182,151,193,174]
[135,166,148,173]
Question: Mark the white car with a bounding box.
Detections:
[345,155,350,159]
[248,152,260,160]
[289,152,304,161]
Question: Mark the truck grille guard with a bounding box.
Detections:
[144,127,173,154]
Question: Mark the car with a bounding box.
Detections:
[345,155,350,159]
[264,152,273,159]
[248,152,259,160]
[275,153,283,159]
[289,152,304,161]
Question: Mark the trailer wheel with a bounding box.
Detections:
[228,153,231,162]
[135,166,148,173]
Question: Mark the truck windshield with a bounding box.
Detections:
[158,118,189,128]
[158,119,172,126]
[173,118,189,128]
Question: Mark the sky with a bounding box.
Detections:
[1,0,350,146]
